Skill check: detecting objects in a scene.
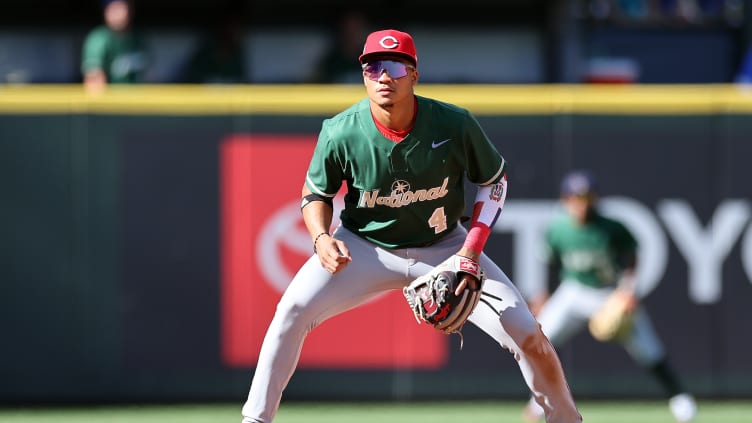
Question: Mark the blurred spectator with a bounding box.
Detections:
[736,42,752,83]
[179,11,249,84]
[309,9,371,83]
[586,0,739,24]
[618,0,651,19]
[81,0,148,93]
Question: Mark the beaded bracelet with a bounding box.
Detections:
[313,232,329,253]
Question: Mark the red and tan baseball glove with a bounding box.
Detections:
[403,255,485,346]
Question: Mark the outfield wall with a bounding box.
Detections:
[1,85,751,403]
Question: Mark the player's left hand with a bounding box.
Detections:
[454,274,481,296]
[454,247,481,295]
[403,254,485,338]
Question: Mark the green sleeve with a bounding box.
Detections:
[462,112,506,185]
[305,122,344,197]
[81,28,108,73]
[543,225,560,267]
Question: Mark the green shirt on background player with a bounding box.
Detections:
[545,211,637,289]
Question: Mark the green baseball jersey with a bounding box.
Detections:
[306,95,506,249]
[81,26,148,83]
[544,211,637,288]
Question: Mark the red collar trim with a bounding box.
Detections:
[372,97,418,142]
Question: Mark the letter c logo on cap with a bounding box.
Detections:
[379,36,399,49]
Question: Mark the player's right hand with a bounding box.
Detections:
[316,236,352,274]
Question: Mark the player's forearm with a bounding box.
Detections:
[301,185,334,241]
[617,268,637,294]
[461,174,508,258]
[617,253,638,293]
[83,69,107,93]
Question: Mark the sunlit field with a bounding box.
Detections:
[1,400,751,423]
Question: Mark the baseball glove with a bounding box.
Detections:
[403,255,485,347]
[588,290,635,342]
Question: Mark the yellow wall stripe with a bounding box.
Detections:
[0,84,751,115]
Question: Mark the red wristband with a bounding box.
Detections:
[463,222,491,254]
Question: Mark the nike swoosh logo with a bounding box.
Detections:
[431,138,451,148]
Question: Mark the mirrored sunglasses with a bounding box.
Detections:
[362,60,414,81]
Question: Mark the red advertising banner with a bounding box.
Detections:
[220,134,448,369]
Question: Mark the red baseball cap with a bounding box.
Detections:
[358,29,418,67]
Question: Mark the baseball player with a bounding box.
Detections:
[240,29,582,423]
[522,170,697,423]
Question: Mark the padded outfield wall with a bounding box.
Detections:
[1,85,751,403]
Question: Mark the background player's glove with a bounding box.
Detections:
[588,289,635,342]
[403,255,485,346]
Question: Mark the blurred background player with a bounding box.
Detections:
[522,169,697,423]
[81,0,148,93]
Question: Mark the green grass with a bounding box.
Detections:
[0,400,750,423]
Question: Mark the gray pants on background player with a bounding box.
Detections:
[524,282,697,422]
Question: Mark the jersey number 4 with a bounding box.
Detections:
[428,207,448,234]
